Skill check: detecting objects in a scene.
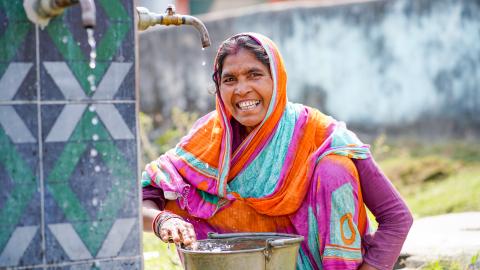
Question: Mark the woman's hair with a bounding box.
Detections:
[212,35,270,92]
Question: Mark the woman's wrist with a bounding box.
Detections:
[152,211,183,240]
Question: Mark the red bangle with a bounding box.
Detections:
[152,211,163,237]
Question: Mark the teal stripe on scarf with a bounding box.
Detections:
[141,171,151,187]
[308,206,323,267]
[199,189,220,205]
[316,124,370,162]
[297,247,317,270]
[329,183,361,248]
[175,147,218,177]
[323,246,362,260]
[228,103,299,198]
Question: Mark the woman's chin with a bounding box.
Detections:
[235,117,263,131]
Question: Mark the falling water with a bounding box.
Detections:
[87,74,96,92]
[86,28,97,95]
[86,28,96,69]
[201,47,207,67]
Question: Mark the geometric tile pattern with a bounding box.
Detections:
[0,0,141,269]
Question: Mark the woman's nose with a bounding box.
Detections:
[234,80,251,95]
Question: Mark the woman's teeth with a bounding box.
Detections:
[237,100,260,110]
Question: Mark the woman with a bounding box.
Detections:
[142,33,413,270]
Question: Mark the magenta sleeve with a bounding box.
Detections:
[354,157,414,270]
[142,185,166,210]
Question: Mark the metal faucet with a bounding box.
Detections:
[136,5,211,48]
[24,0,96,29]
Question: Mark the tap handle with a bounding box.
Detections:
[166,4,175,15]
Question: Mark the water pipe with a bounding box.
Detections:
[24,0,96,29]
[136,5,211,48]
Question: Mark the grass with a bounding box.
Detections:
[373,139,480,218]
[373,139,480,270]
[143,232,182,270]
[420,252,480,270]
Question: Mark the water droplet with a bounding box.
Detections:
[92,221,98,227]
[89,105,96,112]
[88,74,96,91]
[91,117,99,125]
[86,28,96,70]
[202,61,206,66]
[202,48,205,51]
[90,149,98,157]
[92,134,99,141]
[62,36,68,44]
[94,165,101,172]
[92,197,98,206]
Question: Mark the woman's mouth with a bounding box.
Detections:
[236,100,260,111]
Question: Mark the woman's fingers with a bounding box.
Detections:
[170,223,181,243]
[159,227,171,243]
[160,218,197,246]
[179,222,196,246]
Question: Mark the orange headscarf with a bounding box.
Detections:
[143,33,368,219]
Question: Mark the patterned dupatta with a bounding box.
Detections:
[142,33,369,220]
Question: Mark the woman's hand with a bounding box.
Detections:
[159,217,197,247]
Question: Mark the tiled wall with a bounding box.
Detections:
[0,1,141,269]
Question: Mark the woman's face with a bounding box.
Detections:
[219,49,273,133]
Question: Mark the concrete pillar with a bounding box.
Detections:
[0,1,141,269]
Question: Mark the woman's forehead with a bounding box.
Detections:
[221,49,269,75]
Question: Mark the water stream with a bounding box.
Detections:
[86,28,97,95]
[201,47,207,67]
[86,28,97,69]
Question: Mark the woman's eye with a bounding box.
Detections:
[222,77,234,83]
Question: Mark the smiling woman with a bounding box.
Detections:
[215,36,273,133]
[219,48,273,133]
[141,33,413,270]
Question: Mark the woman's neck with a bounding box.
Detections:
[230,119,249,152]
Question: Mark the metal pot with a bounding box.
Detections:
[178,232,304,270]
